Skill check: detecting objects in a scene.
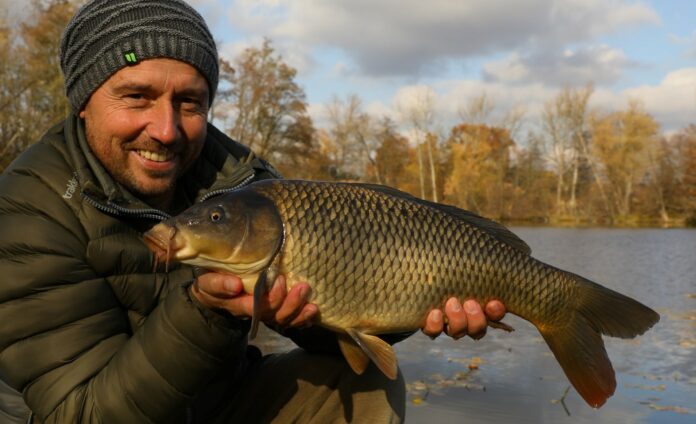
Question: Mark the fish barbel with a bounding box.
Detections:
[143,179,659,408]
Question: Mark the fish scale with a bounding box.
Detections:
[253,181,564,332]
[144,179,660,408]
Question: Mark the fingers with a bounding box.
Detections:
[484,300,506,321]
[422,298,506,340]
[271,278,317,326]
[192,272,319,329]
[462,300,487,339]
[444,298,469,339]
[196,272,244,297]
[422,309,445,338]
[190,272,244,310]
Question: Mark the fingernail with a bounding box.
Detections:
[224,278,238,293]
[304,304,317,320]
[299,285,311,300]
[430,309,443,323]
[464,300,479,314]
[447,298,462,312]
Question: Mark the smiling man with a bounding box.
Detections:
[79,58,211,211]
[0,0,505,422]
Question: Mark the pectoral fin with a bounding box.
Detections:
[249,269,269,340]
[337,333,370,375]
[345,328,398,380]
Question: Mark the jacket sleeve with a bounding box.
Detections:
[0,165,248,422]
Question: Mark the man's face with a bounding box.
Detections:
[80,58,210,209]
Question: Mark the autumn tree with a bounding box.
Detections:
[1,0,78,171]
[591,101,660,220]
[672,125,696,223]
[372,117,415,189]
[444,123,514,219]
[225,38,314,169]
[508,133,556,220]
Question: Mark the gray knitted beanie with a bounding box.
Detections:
[60,0,218,112]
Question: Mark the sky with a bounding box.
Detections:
[2,0,694,136]
[186,0,695,136]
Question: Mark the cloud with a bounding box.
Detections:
[669,30,696,59]
[221,0,659,77]
[483,45,636,86]
[188,0,229,29]
[217,38,315,77]
[620,68,696,131]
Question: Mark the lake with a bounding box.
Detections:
[254,228,696,423]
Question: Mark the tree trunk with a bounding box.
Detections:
[426,137,438,202]
[416,141,426,199]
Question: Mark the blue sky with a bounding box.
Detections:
[187,0,695,135]
[4,0,692,133]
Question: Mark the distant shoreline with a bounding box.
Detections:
[502,217,694,229]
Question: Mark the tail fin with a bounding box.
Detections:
[538,273,659,408]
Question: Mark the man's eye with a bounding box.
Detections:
[126,93,145,100]
[181,97,202,108]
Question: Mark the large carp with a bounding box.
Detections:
[143,179,659,408]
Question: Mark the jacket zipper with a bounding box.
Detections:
[199,173,255,202]
[83,194,172,221]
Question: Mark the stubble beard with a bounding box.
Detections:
[84,125,178,204]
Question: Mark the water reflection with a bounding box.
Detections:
[253,228,696,423]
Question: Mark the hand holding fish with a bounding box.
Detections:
[422,298,506,340]
[191,272,319,328]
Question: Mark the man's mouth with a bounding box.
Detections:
[136,149,174,162]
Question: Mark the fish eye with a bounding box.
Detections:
[210,208,224,222]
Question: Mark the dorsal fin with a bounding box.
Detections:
[351,183,531,255]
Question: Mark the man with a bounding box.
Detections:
[0,0,506,422]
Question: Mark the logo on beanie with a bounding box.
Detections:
[124,52,138,64]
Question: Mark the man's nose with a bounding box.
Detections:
[146,101,180,144]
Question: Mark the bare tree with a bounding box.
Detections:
[226,38,312,163]
[542,85,609,219]
[399,87,439,201]
[324,94,381,181]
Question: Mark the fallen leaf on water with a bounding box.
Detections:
[679,338,696,348]
[454,371,472,380]
[430,373,446,382]
[645,403,696,415]
[685,293,696,299]
[625,383,666,392]
[411,397,425,406]
[407,380,429,392]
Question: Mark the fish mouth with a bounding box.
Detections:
[143,223,186,268]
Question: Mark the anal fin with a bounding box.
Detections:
[345,328,398,380]
[337,333,370,375]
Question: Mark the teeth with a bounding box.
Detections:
[137,150,173,162]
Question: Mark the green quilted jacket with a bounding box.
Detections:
[0,114,281,423]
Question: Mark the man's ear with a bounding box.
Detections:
[79,109,86,118]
